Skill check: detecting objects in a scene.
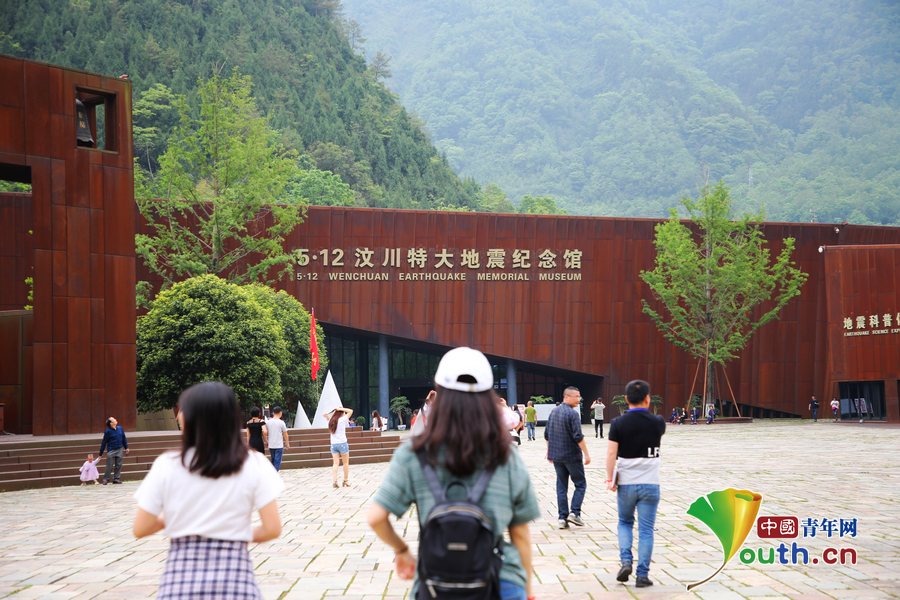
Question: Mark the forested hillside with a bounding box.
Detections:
[342,0,900,224]
[0,0,480,210]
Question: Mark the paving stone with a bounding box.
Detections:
[1,421,899,598]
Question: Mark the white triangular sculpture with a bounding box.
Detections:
[293,406,312,429]
[312,371,343,428]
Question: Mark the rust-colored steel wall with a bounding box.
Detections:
[182,207,898,419]
[824,245,900,421]
[0,55,135,435]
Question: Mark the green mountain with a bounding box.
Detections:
[341,0,900,224]
[0,0,480,210]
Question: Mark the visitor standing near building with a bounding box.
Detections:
[545,386,590,529]
[328,406,354,488]
[133,381,284,600]
[809,396,819,422]
[366,346,540,600]
[606,379,666,588]
[590,398,606,438]
[524,401,537,441]
[266,406,290,471]
[830,397,840,421]
[245,407,267,455]
[99,416,129,484]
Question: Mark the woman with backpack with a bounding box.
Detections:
[367,347,540,600]
[133,382,284,599]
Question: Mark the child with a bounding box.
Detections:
[80,453,101,485]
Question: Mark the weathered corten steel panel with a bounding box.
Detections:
[144,206,896,419]
[824,246,900,422]
[0,55,135,434]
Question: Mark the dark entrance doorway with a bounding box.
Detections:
[838,381,886,421]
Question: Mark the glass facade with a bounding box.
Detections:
[838,380,887,421]
[317,326,600,428]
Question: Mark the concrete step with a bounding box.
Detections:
[0,429,402,492]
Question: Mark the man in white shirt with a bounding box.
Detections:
[266,406,290,472]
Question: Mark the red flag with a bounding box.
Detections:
[310,308,319,381]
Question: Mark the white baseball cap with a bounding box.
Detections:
[434,347,494,393]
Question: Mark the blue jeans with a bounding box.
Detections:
[812,408,818,421]
[553,461,586,519]
[270,448,284,471]
[499,581,526,600]
[617,484,660,577]
[525,422,535,440]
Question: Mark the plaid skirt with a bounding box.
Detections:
[158,536,263,600]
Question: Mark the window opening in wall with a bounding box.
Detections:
[0,165,35,435]
[75,89,117,152]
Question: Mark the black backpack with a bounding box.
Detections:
[415,449,504,600]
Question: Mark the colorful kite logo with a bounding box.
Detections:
[686,488,763,590]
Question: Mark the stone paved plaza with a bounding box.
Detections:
[1,420,898,600]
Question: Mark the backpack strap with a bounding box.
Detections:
[468,467,495,504]
[415,448,446,502]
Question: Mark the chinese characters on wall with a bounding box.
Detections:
[842,311,900,337]
[290,247,585,282]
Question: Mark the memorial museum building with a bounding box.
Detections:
[2,55,899,434]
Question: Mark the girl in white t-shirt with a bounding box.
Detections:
[133,382,284,600]
[327,407,353,488]
[370,410,388,432]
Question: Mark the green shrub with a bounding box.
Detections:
[137,275,287,412]
[530,395,554,404]
[244,285,327,413]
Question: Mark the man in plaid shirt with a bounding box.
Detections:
[545,386,591,529]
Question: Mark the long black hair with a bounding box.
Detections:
[179,381,248,478]
[412,385,511,476]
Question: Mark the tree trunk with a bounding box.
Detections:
[705,359,716,410]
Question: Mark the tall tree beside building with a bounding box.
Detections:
[640,183,808,410]
[135,68,305,298]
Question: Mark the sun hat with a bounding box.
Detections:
[434,347,494,393]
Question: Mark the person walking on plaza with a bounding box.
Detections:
[133,381,284,600]
[328,407,353,488]
[606,379,666,588]
[809,395,819,422]
[545,386,590,529]
[524,400,537,441]
[366,346,540,600]
[266,406,290,471]
[245,407,267,455]
[831,397,840,421]
[591,398,606,438]
[99,416,129,484]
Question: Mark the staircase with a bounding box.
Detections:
[0,427,401,492]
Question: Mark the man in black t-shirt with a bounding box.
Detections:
[809,396,819,422]
[606,380,666,588]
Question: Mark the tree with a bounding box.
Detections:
[518,195,567,215]
[477,183,516,213]
[291,169,357,206]
[132,83,177,180]
[640,183,808,409]
[135,68,305,295]
[370,50,392,83]
[243,285,327,414]
[136,276,288,413]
